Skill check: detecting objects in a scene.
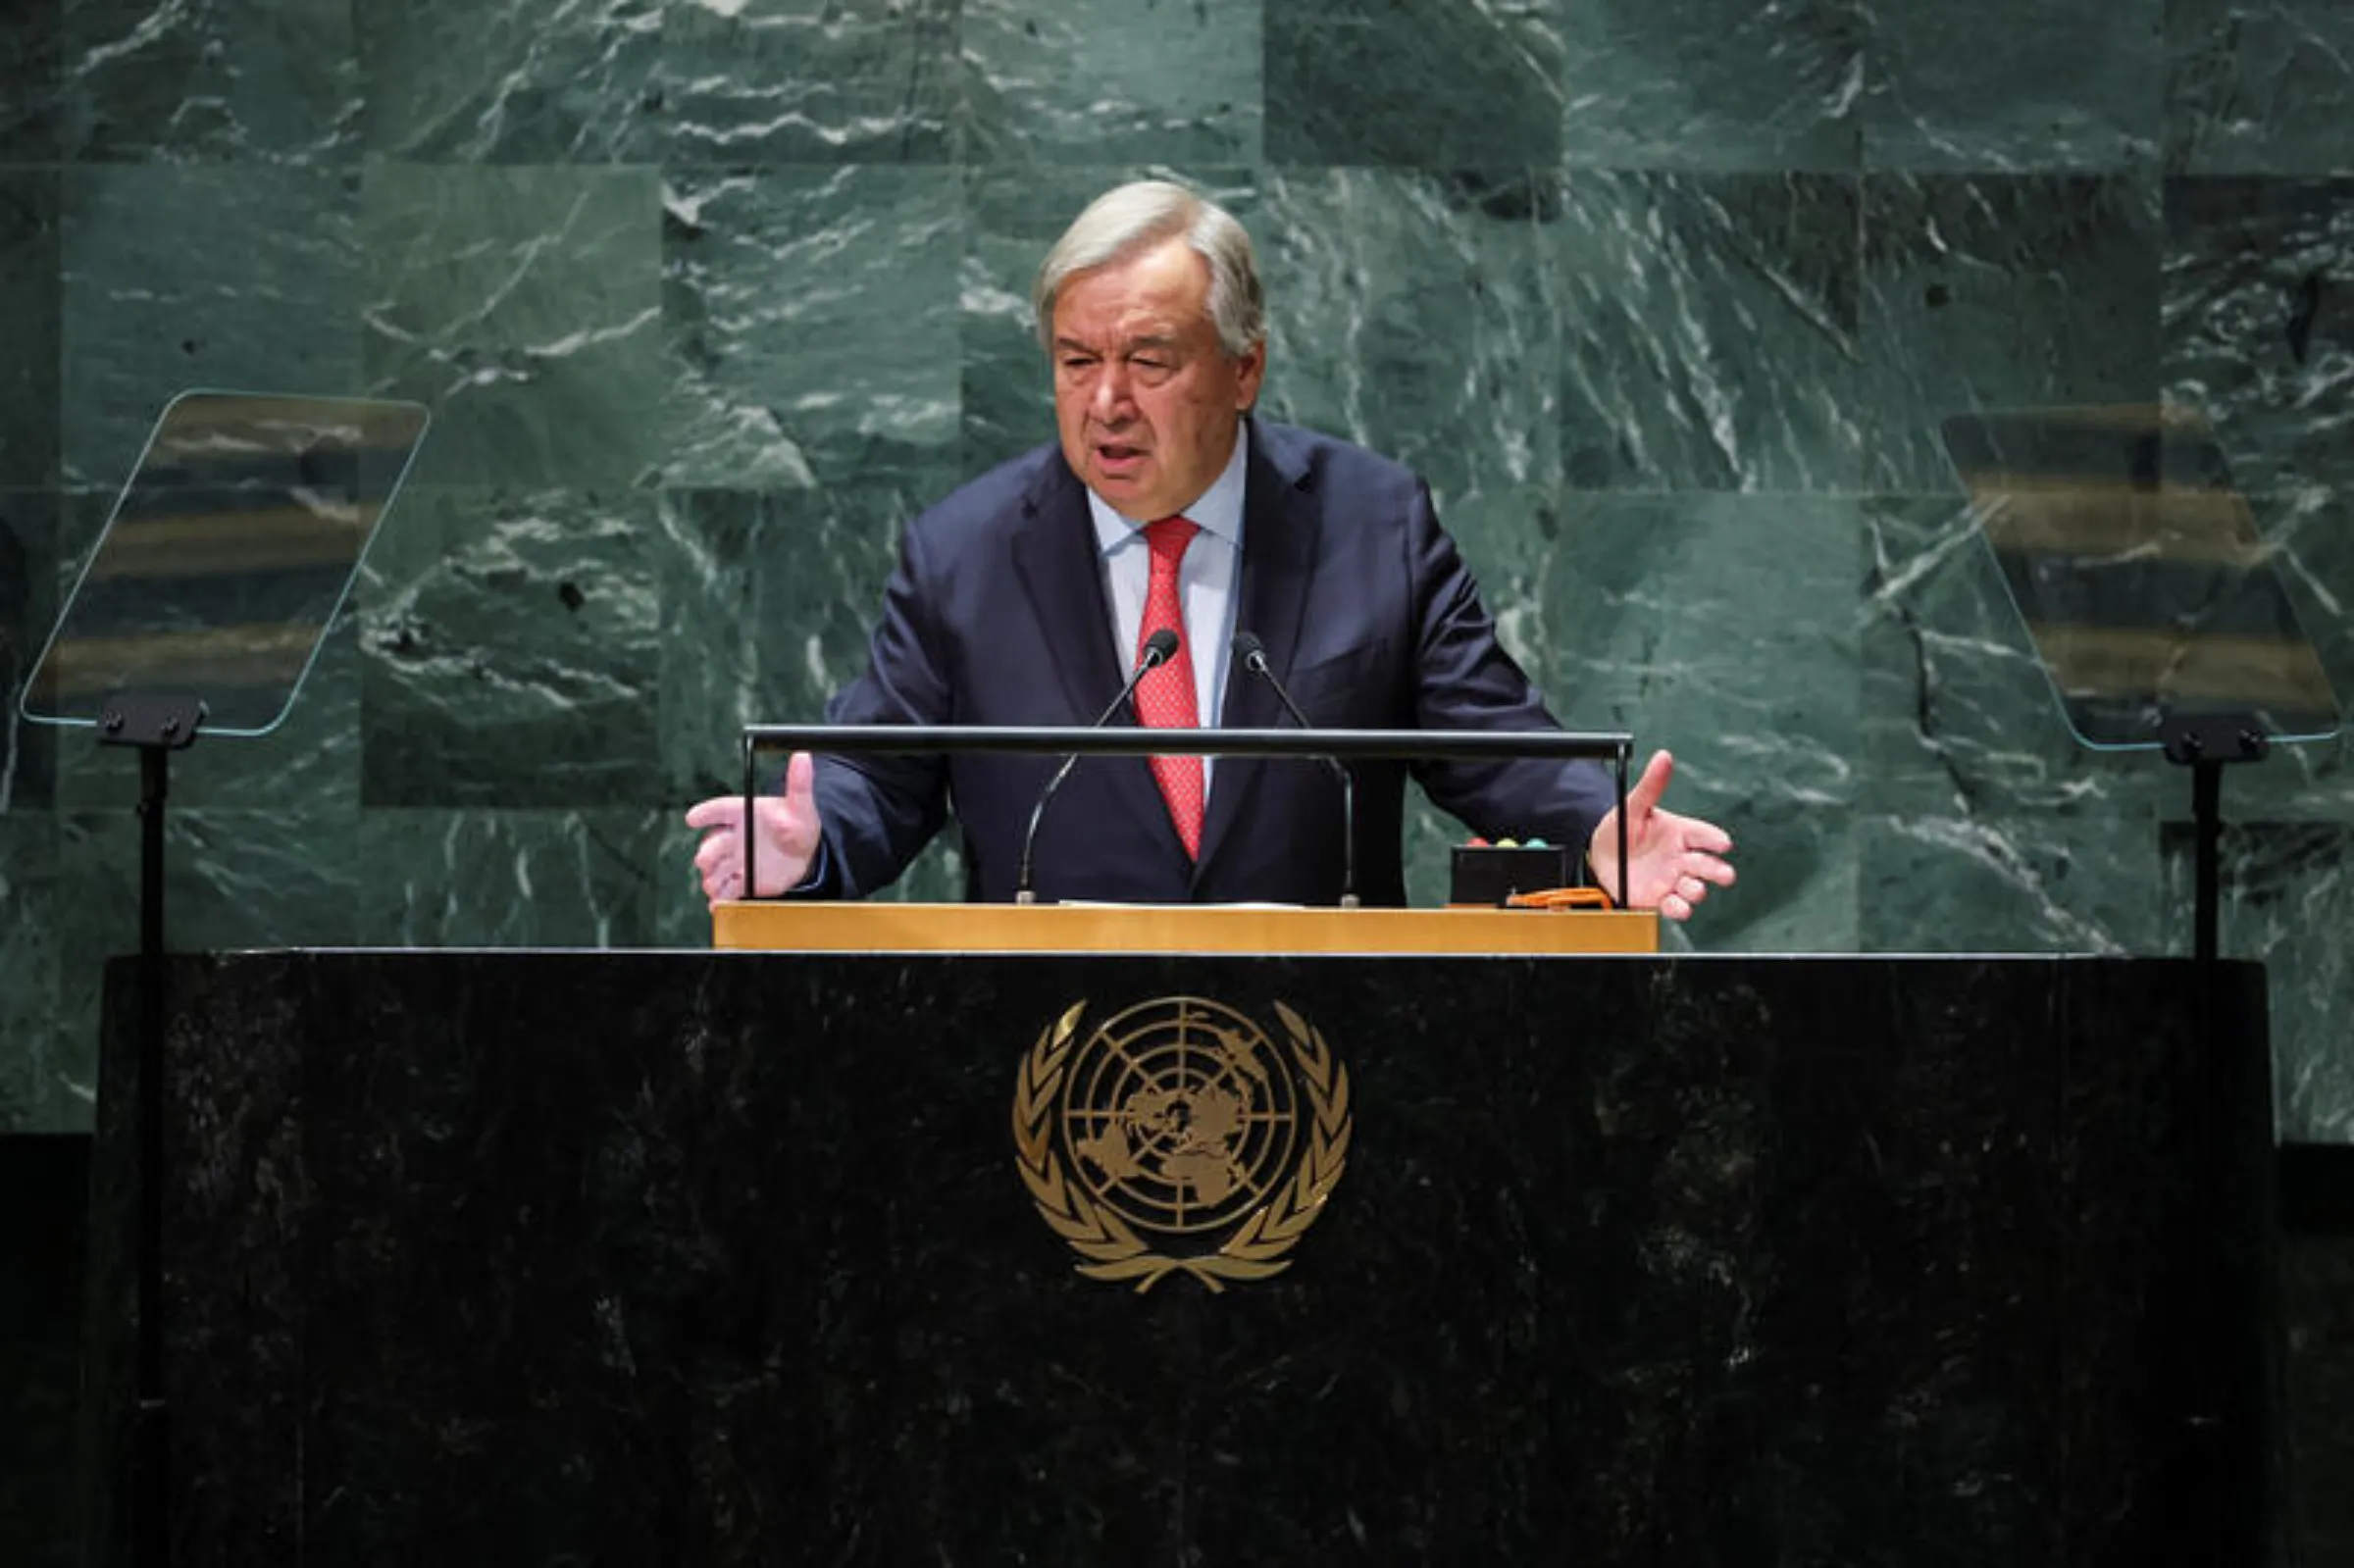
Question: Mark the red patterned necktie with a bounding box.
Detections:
[1135,516,1203,858]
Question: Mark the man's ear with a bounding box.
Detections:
[1232,340,1266,411]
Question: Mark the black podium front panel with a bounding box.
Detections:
[91,953,2276,1566]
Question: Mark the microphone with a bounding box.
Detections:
[1014,627,1180,904]
[1231,632,1358,909]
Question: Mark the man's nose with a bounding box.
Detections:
[1092,361,1133,420]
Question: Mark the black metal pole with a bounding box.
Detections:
[135,741,170,1568]
[97,692,202,1568]
[1615,742,1630,911]
[2159,716,2267,965]
[2193,757,2222,964]
[742,732,759,906]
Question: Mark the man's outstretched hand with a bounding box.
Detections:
[1585,750,1735,922]
[686,751,823,906]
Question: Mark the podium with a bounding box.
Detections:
[87,925,2278,1565]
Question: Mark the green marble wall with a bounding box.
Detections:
[2,0,2351,1140]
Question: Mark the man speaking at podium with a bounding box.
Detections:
[689,180,1734,917]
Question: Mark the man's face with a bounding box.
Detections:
[1051,237,1265,521]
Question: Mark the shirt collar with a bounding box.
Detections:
[1087,419,1250,557]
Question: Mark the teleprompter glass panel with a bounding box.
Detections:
[19,391,430,737]
[1942,404,2341,752]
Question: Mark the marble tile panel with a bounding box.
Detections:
[655,0,955,165]
[0,489,58,814]
[2166,0,2354,177]
[2164,177,2354,496]
[1561,0,1863,172]
[60,164,360,490]
[660,166,960,491]
[1863,0,2162,173]
[0,170,60,487]
[2158,821,2354,1141]
[653,481,968,922]
[1853,810,2167,955]
[1552,171,1864,492]
[356,485,661,810]
[60,0,354,162]
[351,807,664,948]
[653,483,931,798]
[0,0,60,165]
[1858,175,2164,492]
[360,164,660,488]
[1255,169,1564,582]
[958,166,1257,477]
[651,825,714,946]
[61,802,364,954]
[962,0,1259,167]
[1859,494,2173,824]
[1537,491,1864,951]
[1265,0,1564,168]
[0,817,66,1132]
[355,0,656,163]
[1397,792,1461,911]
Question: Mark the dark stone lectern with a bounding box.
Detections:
[91,952,2277,1565]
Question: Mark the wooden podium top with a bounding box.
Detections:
[711,900,1658,955]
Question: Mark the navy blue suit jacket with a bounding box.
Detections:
[808,418,1616,905]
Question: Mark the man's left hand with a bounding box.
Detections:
[1585,749,1735,922]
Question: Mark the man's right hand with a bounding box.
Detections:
[686,751,823,905]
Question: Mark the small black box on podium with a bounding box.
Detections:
[1448,841,1576,906]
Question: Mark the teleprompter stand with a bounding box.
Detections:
[2162,713,2270,964]
[16,391,431,1568]
[97,693,206,1568]
[1942,404,2343,966]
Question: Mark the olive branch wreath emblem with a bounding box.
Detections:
[1011,997,1352,1293]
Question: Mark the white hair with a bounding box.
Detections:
[1031,180,1266,360]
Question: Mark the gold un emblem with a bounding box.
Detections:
[1013,995,1352,1292]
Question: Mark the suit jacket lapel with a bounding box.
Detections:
[1009,457,1189,861]
[1011,463,1121,720]
[1195,419,1319,883]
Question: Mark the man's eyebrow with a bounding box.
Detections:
[1053,333,1182,354]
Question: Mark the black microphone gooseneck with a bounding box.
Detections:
[1232,632,1359,909]
[1014,627,1180,904]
